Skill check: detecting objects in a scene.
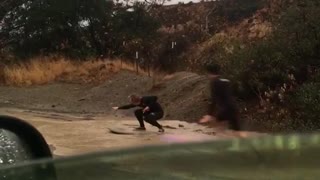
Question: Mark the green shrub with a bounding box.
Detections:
[290,83,320,130]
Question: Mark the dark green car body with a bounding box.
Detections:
[1,133,319,180]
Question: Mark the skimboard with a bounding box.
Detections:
[108,126,160,135]
[108,127,136,135]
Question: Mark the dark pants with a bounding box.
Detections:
[134,109,163,129]
[216,108,241,131]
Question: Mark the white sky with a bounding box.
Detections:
[164,0,202,5]
[115,0,207,6]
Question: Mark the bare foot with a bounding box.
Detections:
[199,115,214,124]
[236,131,249,138]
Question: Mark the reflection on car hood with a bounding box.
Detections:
[0,133,319,180]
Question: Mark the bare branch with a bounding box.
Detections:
[205,6,217,35]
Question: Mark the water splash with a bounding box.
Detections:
[0,129,34,179]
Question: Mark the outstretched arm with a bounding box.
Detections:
[117,104,137,110]
[207,81,217,116]
[200,81,216,124]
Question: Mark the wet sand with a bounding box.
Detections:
[0,108,259,157]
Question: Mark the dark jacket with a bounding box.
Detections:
[208,77,237,116]
[118,96,163,113]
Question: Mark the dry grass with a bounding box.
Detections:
[1,57,158,86]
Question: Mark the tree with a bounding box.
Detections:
[0,0,160,59]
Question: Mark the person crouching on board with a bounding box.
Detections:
[113,95,165,133]
[199,64,241,131]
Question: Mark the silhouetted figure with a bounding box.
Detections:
[199,64,241,131]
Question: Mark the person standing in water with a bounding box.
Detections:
[113,94,165,132]
[199,64,241,131]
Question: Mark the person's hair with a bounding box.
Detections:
[205,64,221,75]
[129,94,141,105]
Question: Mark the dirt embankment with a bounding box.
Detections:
[0,71,209,122]
[151,72,209,121]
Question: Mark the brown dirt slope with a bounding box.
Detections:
[150,72,209,121]
[0,71,209,122]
